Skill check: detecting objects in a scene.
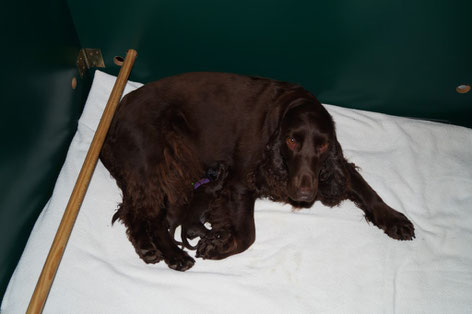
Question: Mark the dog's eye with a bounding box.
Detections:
[286,137,297,150]
[319,142,329,153]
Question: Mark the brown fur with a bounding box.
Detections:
[100,72,415,271]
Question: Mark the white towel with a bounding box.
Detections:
[2,70,472,314]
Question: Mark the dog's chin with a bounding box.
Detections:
[288,198,316,209]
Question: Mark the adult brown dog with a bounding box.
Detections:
[100,72,415,271]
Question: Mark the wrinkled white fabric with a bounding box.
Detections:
[3,71,472,313]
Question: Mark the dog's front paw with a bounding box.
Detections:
[165,250,195,271]
[369,207,415,241]
[384,212,415,240]
[196,229,237,260]
[135,246,164,264]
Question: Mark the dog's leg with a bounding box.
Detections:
[196,184,256,260]
[114,175,196,271]
[346,163,415,240]
[118,200,195,271]
[148,212,196,271]
[119,212,164,264]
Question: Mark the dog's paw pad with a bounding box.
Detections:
[384,216,415,241]
[137,248,164,264]
[372,210,415,241]
[166,253,195,271]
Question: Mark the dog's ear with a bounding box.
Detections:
[263,97,308,138]
[252,126,289,202]
[318,137,349,206]
[265,127,286,172]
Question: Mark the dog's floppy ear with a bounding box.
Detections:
[318,136,349,207]
[263,97,308,139]
[264,127,285,171]
[252,126,288,202]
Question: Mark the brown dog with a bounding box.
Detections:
[100,72,415,271]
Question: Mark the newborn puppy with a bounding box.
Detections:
[167,162,229,251]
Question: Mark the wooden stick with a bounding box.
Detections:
[27,49,138,314]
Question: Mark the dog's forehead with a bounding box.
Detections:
[283,106,333,135]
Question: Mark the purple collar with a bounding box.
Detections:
[193,178,211,190]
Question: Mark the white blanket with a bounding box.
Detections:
[2,71,472,313]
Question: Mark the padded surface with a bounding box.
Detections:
[2,71,472,313]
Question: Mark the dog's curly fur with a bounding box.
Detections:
[101,72,415,271]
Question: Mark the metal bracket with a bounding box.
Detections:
[76,48,105,77]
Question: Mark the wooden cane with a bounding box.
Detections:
[26,49,137,313]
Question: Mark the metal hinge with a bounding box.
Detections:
[76,48,105,77]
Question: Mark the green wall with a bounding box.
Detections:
[68,0,471,126]
[0,0,91,299]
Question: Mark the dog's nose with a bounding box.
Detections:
[296,187,315,201]
[299,175,312,189]
[292,174,317,201]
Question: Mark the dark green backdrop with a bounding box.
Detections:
[0,0,91,299]
[1,0,471,302]
[68,0,471,125]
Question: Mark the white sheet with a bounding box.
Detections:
[2,70,472,313]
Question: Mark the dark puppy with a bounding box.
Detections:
[167,162,229,251]
[101,72,415,271]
